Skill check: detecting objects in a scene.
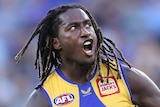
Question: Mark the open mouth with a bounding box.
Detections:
[83,39,93,55]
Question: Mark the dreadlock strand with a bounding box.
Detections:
[111,49,121,79]
[104,38,122,79]
[97,50,104,83]
[116,47,132,68]
[101,45,110,83]
[15,12,53,64]
[15,29,39,64]
[105,37,132,68]
[42,37,53,79]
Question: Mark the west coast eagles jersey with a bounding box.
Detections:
[41,63,136,107]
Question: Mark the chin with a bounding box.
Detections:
[81,58,96,66]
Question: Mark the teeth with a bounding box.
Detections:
[83,40,93,55]
[84,41,91,46]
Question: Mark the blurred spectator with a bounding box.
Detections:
[134,35,160,87]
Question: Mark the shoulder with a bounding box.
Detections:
[26,88,50,107]
[121,64,160,107]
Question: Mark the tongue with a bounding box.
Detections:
[85,50,92,54]
[83,49,92,56]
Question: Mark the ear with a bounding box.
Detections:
[53,38,61,50]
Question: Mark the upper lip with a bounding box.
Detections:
[83,38,93,45]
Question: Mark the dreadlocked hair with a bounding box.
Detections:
[15,3,132,88]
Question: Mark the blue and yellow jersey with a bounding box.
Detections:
[41,62,136,107]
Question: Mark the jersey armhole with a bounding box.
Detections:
[119,64,133,103]
[40,87,53,107]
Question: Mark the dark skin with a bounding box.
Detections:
[124,66,160,107]
[26,8,160,107]
[53,9,97,83]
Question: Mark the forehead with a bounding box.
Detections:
[59,8,90,24]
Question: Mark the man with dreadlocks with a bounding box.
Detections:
[15,3,160,107]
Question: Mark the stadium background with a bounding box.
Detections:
[0,0,160,107]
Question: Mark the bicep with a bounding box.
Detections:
[26,88,50,107]
[123,66,160,107]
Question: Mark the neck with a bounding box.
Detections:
[60,62,96,84]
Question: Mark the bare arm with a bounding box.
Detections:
[26,88,50,107]
[123,65,160,107]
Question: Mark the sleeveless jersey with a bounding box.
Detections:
[41,63,136,107]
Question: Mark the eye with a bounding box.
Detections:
[69,25,77,31]
[85,22,92,28]
[70,26,76,31]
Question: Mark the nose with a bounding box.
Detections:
[80,26,90,37]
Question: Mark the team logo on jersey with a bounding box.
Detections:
[96,76,120,97]
[53,93,74,106]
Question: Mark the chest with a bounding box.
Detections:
[42,71,134,107]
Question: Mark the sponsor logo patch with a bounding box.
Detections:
[96,76,120,97]
[53,93,74,106]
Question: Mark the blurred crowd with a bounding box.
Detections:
[0,0,160,107]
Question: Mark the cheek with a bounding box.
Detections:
[59,35,78,51]
[59,30,78,44]
[93,32,98,43]
[93,35,99,51]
